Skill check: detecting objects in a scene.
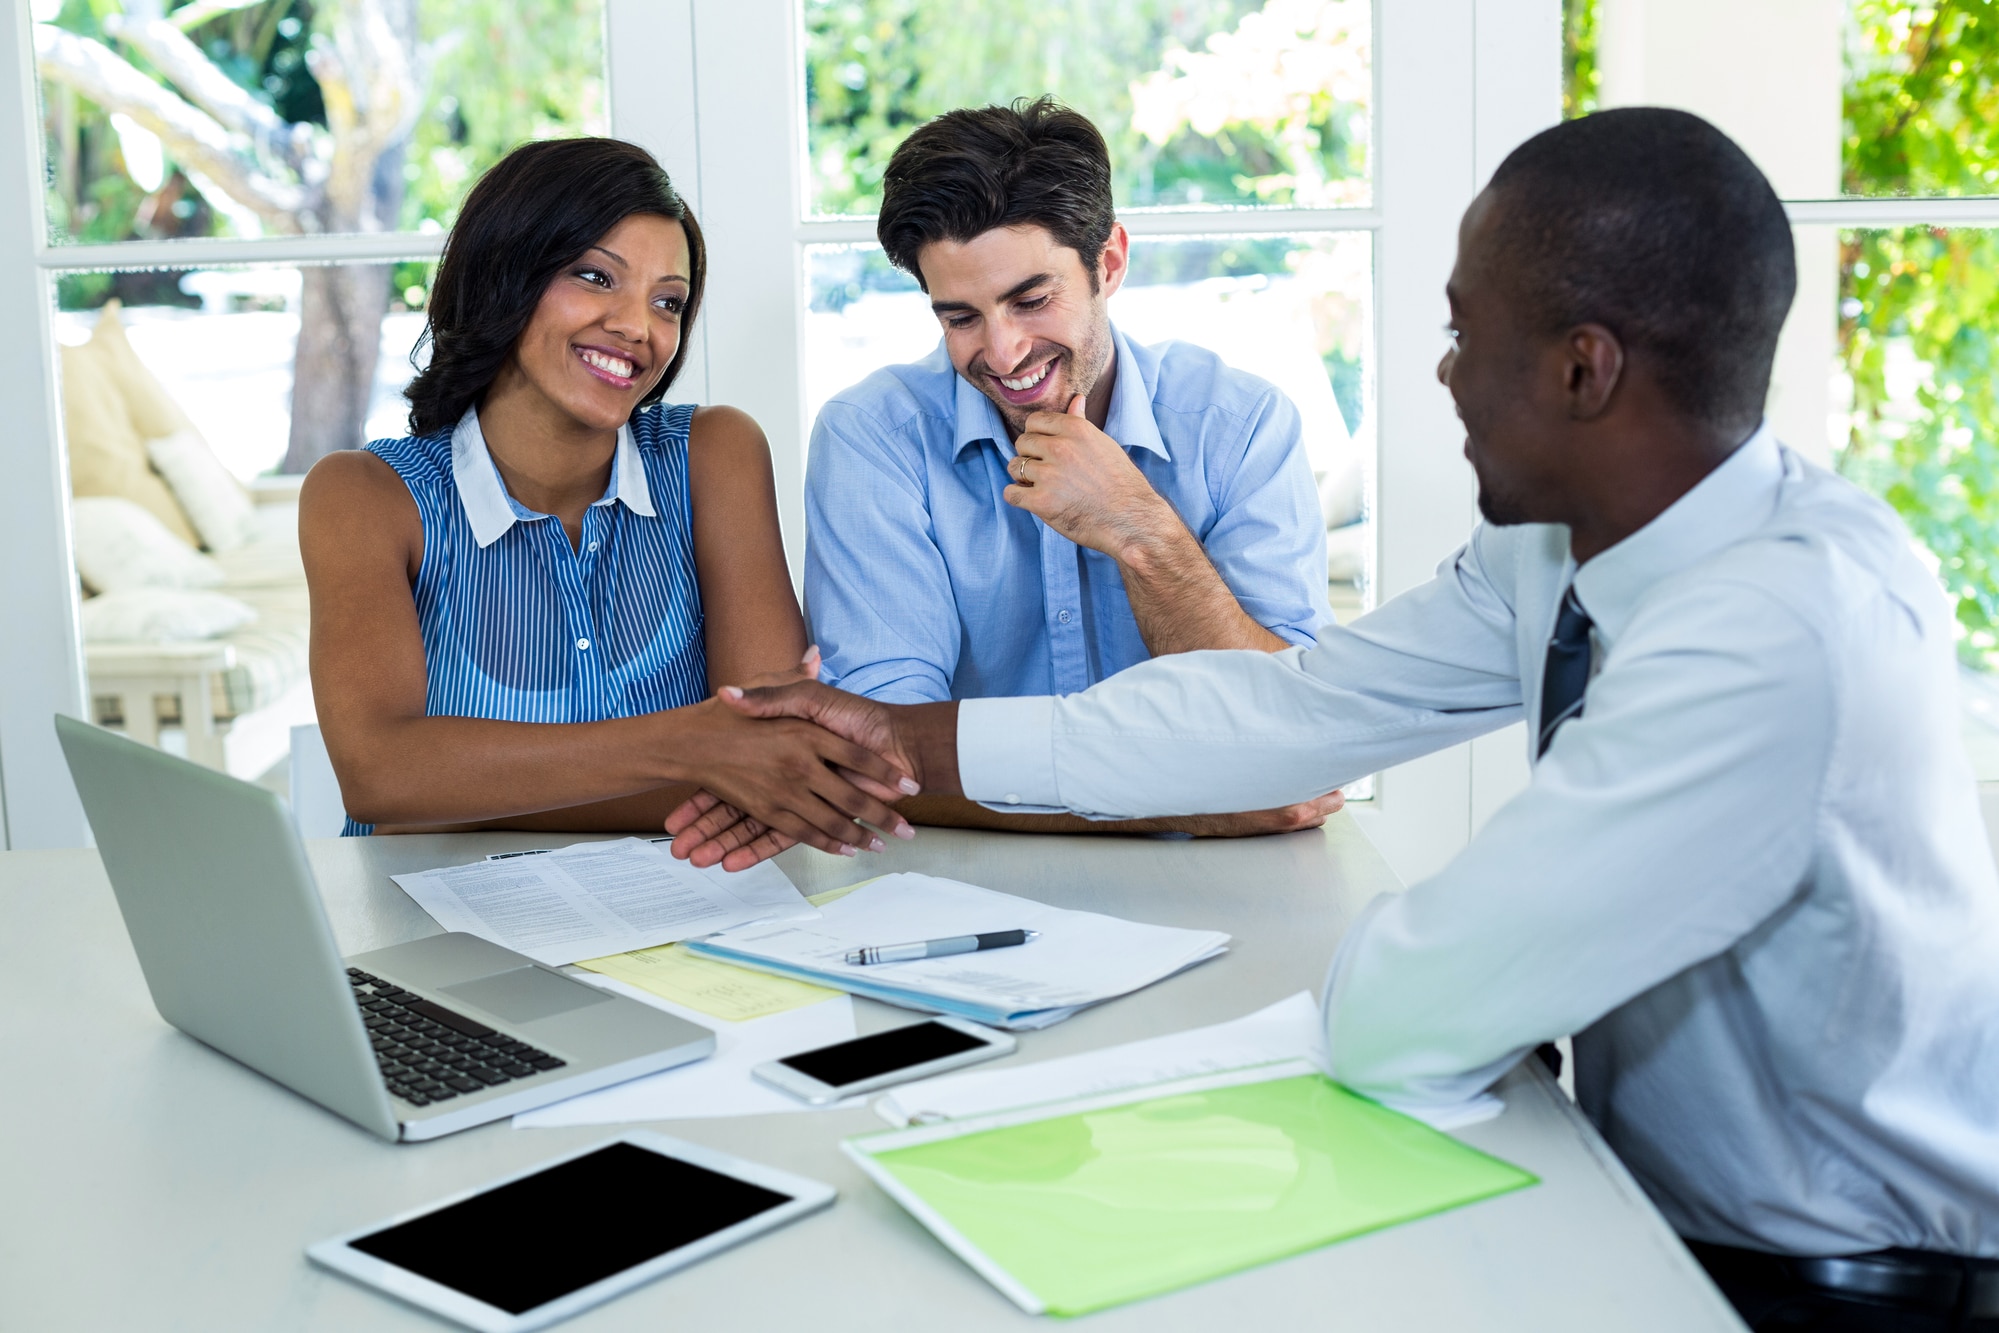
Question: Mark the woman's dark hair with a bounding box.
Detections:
[876,97,1114,292]
[405,137,706,435]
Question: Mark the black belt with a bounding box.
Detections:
[1692,1240,1999,1321]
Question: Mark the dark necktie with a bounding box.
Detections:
[1537,586,1594,758]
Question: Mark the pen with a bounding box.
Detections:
[845,929,1040,966]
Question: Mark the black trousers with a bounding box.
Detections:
[1688,1241,1999,1333]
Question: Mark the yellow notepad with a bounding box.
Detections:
[572,879,875,1021]
[844,1063,1537,1317]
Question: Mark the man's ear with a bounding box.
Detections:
[1562,323,1624,421]
[1096,223,1131,299]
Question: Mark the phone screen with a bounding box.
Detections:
[348,1142,791,1314]
[777,1021,987,1088]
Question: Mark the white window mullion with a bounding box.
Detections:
[0,3,88,849]
[680,0,811,583]
[606,0,710,406]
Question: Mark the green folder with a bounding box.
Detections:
[843,1064,1537,1317]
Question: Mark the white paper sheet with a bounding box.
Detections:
[391,838,814,967]
[875,991,1503,1132]
[690,872,1229,1025]
[513,974,860,1125]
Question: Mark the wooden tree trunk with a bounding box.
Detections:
[281,263,394,472]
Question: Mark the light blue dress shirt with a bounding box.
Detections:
[957,427,1999,1257]
[804,326,1333,703]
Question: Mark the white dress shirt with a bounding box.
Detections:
[958,426,1999,1257]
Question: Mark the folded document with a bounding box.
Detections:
[391,838,816,967]
[687,872,1228,1030]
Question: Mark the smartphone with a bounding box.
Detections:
[752,1017,1016,1104]
[307,1133,834,1332]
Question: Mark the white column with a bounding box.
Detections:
[605,0,711,407]
[685,0,811,586]
[0,3,91,848]
[1598,0,1844,463]
[1346,0,1482,884]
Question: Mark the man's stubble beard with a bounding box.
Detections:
[986,307,1115,438]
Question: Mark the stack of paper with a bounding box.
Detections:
[390,838,816,967]
[877,991,1503,1132]
[686,873,1228,1030]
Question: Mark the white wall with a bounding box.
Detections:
[1597,0,1845,464]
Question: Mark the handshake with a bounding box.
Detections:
[663,650,1342,873]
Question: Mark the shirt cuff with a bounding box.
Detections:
[957,695,1063,811]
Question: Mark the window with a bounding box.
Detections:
[0,0,604,844]
[1565,0,1999,777]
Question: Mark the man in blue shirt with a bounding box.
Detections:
[805,98,1335,712]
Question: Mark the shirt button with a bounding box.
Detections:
[1056,609,1072,624]
[586,541,599,552]
[1005,794,1020,805]
[576,638,591,651]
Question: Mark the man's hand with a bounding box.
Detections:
[1005,395,1179,559]
[668,695,918,865]
[1177,790,1345,836]
[667,681,950,871]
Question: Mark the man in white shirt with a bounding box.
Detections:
[674,109,1999,1329]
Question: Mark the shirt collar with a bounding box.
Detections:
[950,324,1170,463]
[1571,422,1785,643]
[449,406,656,549]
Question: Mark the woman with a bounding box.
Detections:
[301,137,914,858]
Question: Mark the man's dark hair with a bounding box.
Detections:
[405,137,706,435]
[877,97,1115,291]
[1485,107,1796,431]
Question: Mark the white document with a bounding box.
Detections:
[391,838,814,967]
[876,991,1503,1132]
[691,872,1228,1023]
[513,975,859,1125]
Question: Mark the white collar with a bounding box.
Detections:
[1572,422,1785,643]
[449,407,656,549]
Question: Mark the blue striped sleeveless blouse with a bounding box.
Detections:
[342,403,709,835]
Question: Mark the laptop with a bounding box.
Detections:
[56,715,715,1142]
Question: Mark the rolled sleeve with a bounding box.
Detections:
[1192,387,1336,643]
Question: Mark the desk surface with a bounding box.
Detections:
[2,818,1742,1331]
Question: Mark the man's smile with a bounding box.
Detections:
[988,356,1058,406]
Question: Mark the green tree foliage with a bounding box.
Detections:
[1563,0,1598,118]
[801,0,1366,214]
[42,0,603,310]
[1841,0,1999,666]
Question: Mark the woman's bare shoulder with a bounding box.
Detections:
[299,448,421,561]
[688,404,770,454]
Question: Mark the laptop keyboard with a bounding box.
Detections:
[347,968,566,1109]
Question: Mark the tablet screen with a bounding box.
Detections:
[349,1142,792,1314]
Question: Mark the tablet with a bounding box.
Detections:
[307,1132,835,1332]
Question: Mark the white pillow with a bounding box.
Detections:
[71,496,225,592]
[148,429,254,552]
[80,588,258,643]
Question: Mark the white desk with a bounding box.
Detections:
[1,818,1743,1330]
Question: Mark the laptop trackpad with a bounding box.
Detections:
[442,967,612,1024]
